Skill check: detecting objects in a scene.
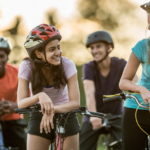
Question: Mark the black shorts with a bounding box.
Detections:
[27,113,80,141]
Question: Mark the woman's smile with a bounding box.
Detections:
[52,56,61,61]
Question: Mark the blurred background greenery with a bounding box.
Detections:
[0,0,148,68]
[0,0,149,149]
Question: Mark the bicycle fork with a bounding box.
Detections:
[54,118,65,150]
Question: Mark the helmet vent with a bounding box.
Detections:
[52,27,55,31]
[31,31,36,35]
[26,40,30,43]
[40,32,49,35]
[46,29,52,32]
[33,37,42,41]
[39,27,45,29]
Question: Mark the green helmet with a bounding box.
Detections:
[0,37,11,55]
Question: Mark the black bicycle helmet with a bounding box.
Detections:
[141,2,150,12]
[0,37,11,55]
[86,30,114,48]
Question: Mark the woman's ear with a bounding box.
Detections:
[35,50,42,59]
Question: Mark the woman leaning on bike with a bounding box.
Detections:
[17,24,80,150]
[119,2,150,150]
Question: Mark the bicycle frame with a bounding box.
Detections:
[101,114,122,150]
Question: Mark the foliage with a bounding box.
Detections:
[77,0,137,30]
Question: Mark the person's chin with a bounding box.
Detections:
[0,66,5,70]
[94,58,101,62]
[53,61,61,66]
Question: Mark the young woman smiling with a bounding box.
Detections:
[119,2,150,150]
[17,24,80,150]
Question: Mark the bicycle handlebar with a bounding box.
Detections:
[14,108,41,114]
[103,93,150,109]
[15,105,106,119]
[103,96,122,104]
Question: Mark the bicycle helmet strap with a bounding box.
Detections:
[35,46,53,68]
[43,46,53,68]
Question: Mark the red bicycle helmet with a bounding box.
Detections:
[24,24,62,59]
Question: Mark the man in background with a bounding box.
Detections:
[0,37,26,150]
[79,30,138,150]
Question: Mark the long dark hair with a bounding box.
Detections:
[24,47,67,95]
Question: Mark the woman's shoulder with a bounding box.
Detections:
[132,39,149,63]
[19,59,31,73]
[20,59,32,69]
[134,39,148,49]
[61,56,75,66]
[61,56,77,79]
[18,58,32,81]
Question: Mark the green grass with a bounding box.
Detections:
[97,135,107,150]
[98,146,106,150]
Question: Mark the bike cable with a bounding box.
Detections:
[135,101,150,136]
[104,92,150,137]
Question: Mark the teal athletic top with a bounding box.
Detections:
[124,39,150,110]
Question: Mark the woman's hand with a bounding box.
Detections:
[40,110,55,134]
[38,92,54,115]
[139,86,150,105]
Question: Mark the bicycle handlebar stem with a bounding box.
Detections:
[126,94,149,109]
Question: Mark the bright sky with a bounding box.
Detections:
[0,0,149,30]
[130,0,150,4]
[0,0,76,30]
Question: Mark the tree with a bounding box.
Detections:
[77,0,137,30]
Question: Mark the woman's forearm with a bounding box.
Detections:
[119,79,143,93]
[54,100,80,113]
[18,92,47,109]
[86,96,97,112]
[18,94,39,109]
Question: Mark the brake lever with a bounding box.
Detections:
[80,109,91,116]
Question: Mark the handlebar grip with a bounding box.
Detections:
[103,96,122,104]
[15,108,32,114]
